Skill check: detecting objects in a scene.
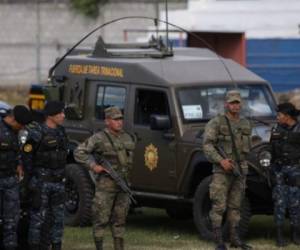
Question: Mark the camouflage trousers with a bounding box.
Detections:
[272,166,300,226]
[0,176,20,248]
[93,176,130,240]
[209,173,246,228]
[28,176,65,244]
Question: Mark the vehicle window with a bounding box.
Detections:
[95,86,126,120]
[177,84,276,122]
[134,89,169,125]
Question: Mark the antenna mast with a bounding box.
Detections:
[165,0,169,48]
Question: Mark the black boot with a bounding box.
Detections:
[29,244,40,250]
[212,227,227,250]
[95,239,103,250]
[5,246,16,250]
[52,242,62,250]
[113,237,124,250]
[276,225,288,247]
[230,226,252,250]
[292,225,300,245]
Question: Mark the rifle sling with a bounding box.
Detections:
[103,130,122,166]
[224,115,243,172]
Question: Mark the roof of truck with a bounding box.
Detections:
[55,47,267,87]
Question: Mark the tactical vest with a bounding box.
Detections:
[0,119,19,172]
[217,115,252,161]
[99,129,135,179]
[271,122,300,165]
[34,125,68,170]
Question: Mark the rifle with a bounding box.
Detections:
[94,154,137,205]
[215,146,243,177]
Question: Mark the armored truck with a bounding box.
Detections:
[29,37,277,240]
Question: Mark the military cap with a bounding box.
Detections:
[13,105,32,125]
[104,106,123,119]
[225,90,242,103]
[277,102,300,118]
[44,101,65,116]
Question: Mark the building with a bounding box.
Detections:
[163,0,300,92]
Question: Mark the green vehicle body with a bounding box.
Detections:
[32,38,278,239]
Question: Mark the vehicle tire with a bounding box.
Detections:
[165,206,192,220]
[193,176,251,240]
[65,163,94,226]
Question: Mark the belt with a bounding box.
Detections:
[38,174,65,183]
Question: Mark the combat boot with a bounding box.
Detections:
[276,225,288,247]
[230,226,252,250]
[29,244,40,250]
[52,242,62,250]
[292,225,300,245]
[94,239,103,250]
[113,237,124,250]
[212,227,227,250]
[5,246,16,250]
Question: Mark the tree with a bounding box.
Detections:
[70,0,108,18]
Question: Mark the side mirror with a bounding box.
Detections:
[150,115,171,130]
[65,104,83,120]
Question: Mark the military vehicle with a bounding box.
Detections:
[28,31,278,240]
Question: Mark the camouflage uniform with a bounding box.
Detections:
[0,118,20,250]
[203,90,252,250]
[271,121,300,245]
[203,114,251,227]
[21,121,68,247]
[74,107,135,250]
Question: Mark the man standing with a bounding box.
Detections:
[203,90,252,250]
[270,102,300,247]
[22,101,68,250]
[74,106,136,250]
[0,105,31,250]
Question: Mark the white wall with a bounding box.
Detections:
[163,0,300,38]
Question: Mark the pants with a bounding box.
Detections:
[93,176,130,240]
[0,176,20,248]
[209,173,246,228]
[28,176,65,244]
[272,165,300,226]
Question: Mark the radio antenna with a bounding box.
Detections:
[165,0,169,48]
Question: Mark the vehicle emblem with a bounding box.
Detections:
[144,144,158,171]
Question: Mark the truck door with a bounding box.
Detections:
[89,82,128,132]
[130,87,177,193]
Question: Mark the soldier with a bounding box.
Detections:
[0,105,32,250]
[74,106,136,250]
[21,101,68,250]
[270,102,300,247]
[203,90,252,250]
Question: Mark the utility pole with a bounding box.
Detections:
[36,0,41,83]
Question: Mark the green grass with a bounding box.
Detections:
[63,208,300,250]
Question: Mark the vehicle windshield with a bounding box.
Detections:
[177,84,276,122]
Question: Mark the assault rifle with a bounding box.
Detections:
[94,154,137,205]
[215,146,243,178]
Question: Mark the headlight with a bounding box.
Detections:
[258,150,272,167]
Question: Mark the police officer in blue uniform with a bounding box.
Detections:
[21,101,68,250]
[0,105,32,250]
[271,102,300,247]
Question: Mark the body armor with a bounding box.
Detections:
[0,119,19,173]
